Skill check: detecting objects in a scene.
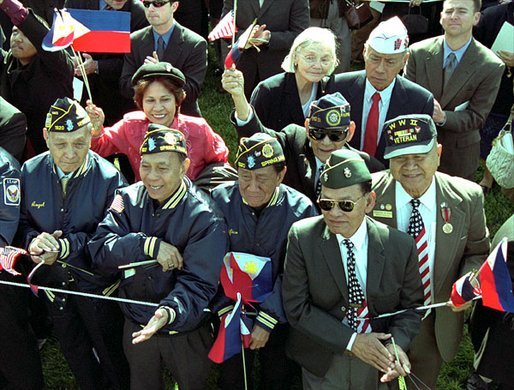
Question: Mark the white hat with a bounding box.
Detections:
[367,16,409,54]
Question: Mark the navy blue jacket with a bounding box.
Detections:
[18,151,126,291]
[89,178,228,333]
[211,182,317,332]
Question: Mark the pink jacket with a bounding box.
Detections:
[91,111,229,182]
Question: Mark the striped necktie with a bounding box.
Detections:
[315,164,324,197]
[343,239,371,333]
[407,198,432,318]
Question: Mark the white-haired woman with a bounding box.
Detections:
[249,27,339,131]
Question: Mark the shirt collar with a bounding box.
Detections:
[152,23,176,47]
[396,176,436,211]
[443,37,472,64]
[53,154,90,180]
[336,217,368,252]
[161,178,188,209]
[364,77,396,105]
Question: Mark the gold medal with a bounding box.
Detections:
[443,223,453,234]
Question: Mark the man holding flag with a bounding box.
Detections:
[210,133,317,389]
[370,113,490,388]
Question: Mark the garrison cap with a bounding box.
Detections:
[131,61,186,87]
[140,124,187,156]
[383,114,437,159]
[235,133,285,170]
[367,16,408,54]
[45,97,91,132]
[308,92,351,129]
[320,149,371,189]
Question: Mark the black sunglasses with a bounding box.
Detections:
[308,127,349,142]
[318,196,363,212]
[142,0,171,8]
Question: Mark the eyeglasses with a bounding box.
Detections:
[298,54,333,67]
[142,0,170,8]
[308,127,349,142]
[318,196,364,212]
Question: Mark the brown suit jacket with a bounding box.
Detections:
[371,171,490,361]
[405,36,504,179]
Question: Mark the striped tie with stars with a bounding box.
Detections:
[315,164,324,198]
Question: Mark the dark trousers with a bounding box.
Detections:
[47,293,129,390]
[123,320,213,390]
[0,283,43,390]
[219,324,300,390]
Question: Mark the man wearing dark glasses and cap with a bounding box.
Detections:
[282,148,423,389]
[223,70,385,206]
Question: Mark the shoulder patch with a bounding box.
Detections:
[3,178,20,206]
[110,193,125,214]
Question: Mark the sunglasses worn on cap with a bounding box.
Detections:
[318,196,364,212]
[142,0,170,8]
[308,127,349,142]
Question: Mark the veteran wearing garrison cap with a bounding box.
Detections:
[89,125,228,389]
[211,133,317,390]
[282,148,424,389]
[17,97,129,389]
[371,113,490,387]
[327,16,434,166]
[223,68,386,205]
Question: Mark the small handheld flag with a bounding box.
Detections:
[208,11,237,41]
[224,19,257,69]
[450,271,481,307]
[0,246,27,276]
[42,9,88,51]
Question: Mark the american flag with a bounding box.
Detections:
[110,193,125,214]
[0,246,27,276]
[208,11,236,42]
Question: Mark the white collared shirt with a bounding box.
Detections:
[395,178,437,292]
[360,78,396,150]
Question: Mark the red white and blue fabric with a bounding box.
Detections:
[451,271,481,307]
[0,246,26,276]
[342,239,371,333]
[479,238,514,313]
[408,198,432,318]
[223,21,256,69]
[208,10,236,41]
[42,9,88,51]
[208,293,252,363]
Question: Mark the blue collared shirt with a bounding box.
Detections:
[153,23,176,52]
[443,37,472,67]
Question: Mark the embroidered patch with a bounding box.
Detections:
[3,178,20,206]
[110,193,125,213]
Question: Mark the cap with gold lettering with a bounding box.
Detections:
[45,97,91,132]
[140,124,188,156]
[367,16,408,54]
[308,92,351,129]
[320,149,371,189]
[383,114,437,159]
[235,133,285,170]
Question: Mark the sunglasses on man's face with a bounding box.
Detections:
[142,0,170,8]
[318,196,364,212]
[308,127,349,142]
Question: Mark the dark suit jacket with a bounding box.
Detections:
[222,0,310,97]
[282,216,423,377]
[371,171,490,361]
[120,22,207,117]
[0,97,26,162]
[328,70,434,167]
[233,111,385,205]
[405,36,504,179]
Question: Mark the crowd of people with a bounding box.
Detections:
[0,0,513,389]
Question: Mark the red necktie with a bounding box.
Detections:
[363,92,381,156]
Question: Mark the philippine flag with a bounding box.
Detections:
[42,9,88,51]
[223,20,257,69]
[451,272,481,307]
[208,293,253,363]
[479,238,514,313]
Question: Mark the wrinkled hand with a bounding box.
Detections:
[144,51,160,65]
[222,67,245,97]
[497,50,514,67]
[351,333,395,372]
[156,242,183,272]
[29,230,63,265]
[447,299,473,312]
[132,307,171,344]
[74,53,97,76]
[432,99,446,124]
[249,324,270,350]
[381,344,411,382]
[86,100,105,136]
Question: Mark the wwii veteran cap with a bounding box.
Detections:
[383,114,437,159]
[367,16,408,54]
[320,149,372,189]
[308,92,351,129]
[140,124,188,156]
[235,133,285,170]
[131,61,186,87]
[45,97,91,132]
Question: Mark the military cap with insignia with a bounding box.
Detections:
[320,149,372,189]
[140,124,188,156]
[45,97,91,133]
[308,92,351,130]
[131,61,186,87]
[235,133,285,170]
[367,16,409,54]
[383,114,437,159]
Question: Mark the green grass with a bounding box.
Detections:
[38,52,514,389]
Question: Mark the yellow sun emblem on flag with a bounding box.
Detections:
[243,261,258,277]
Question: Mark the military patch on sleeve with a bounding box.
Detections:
[3,178,20,206]
[110,193,125,214]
